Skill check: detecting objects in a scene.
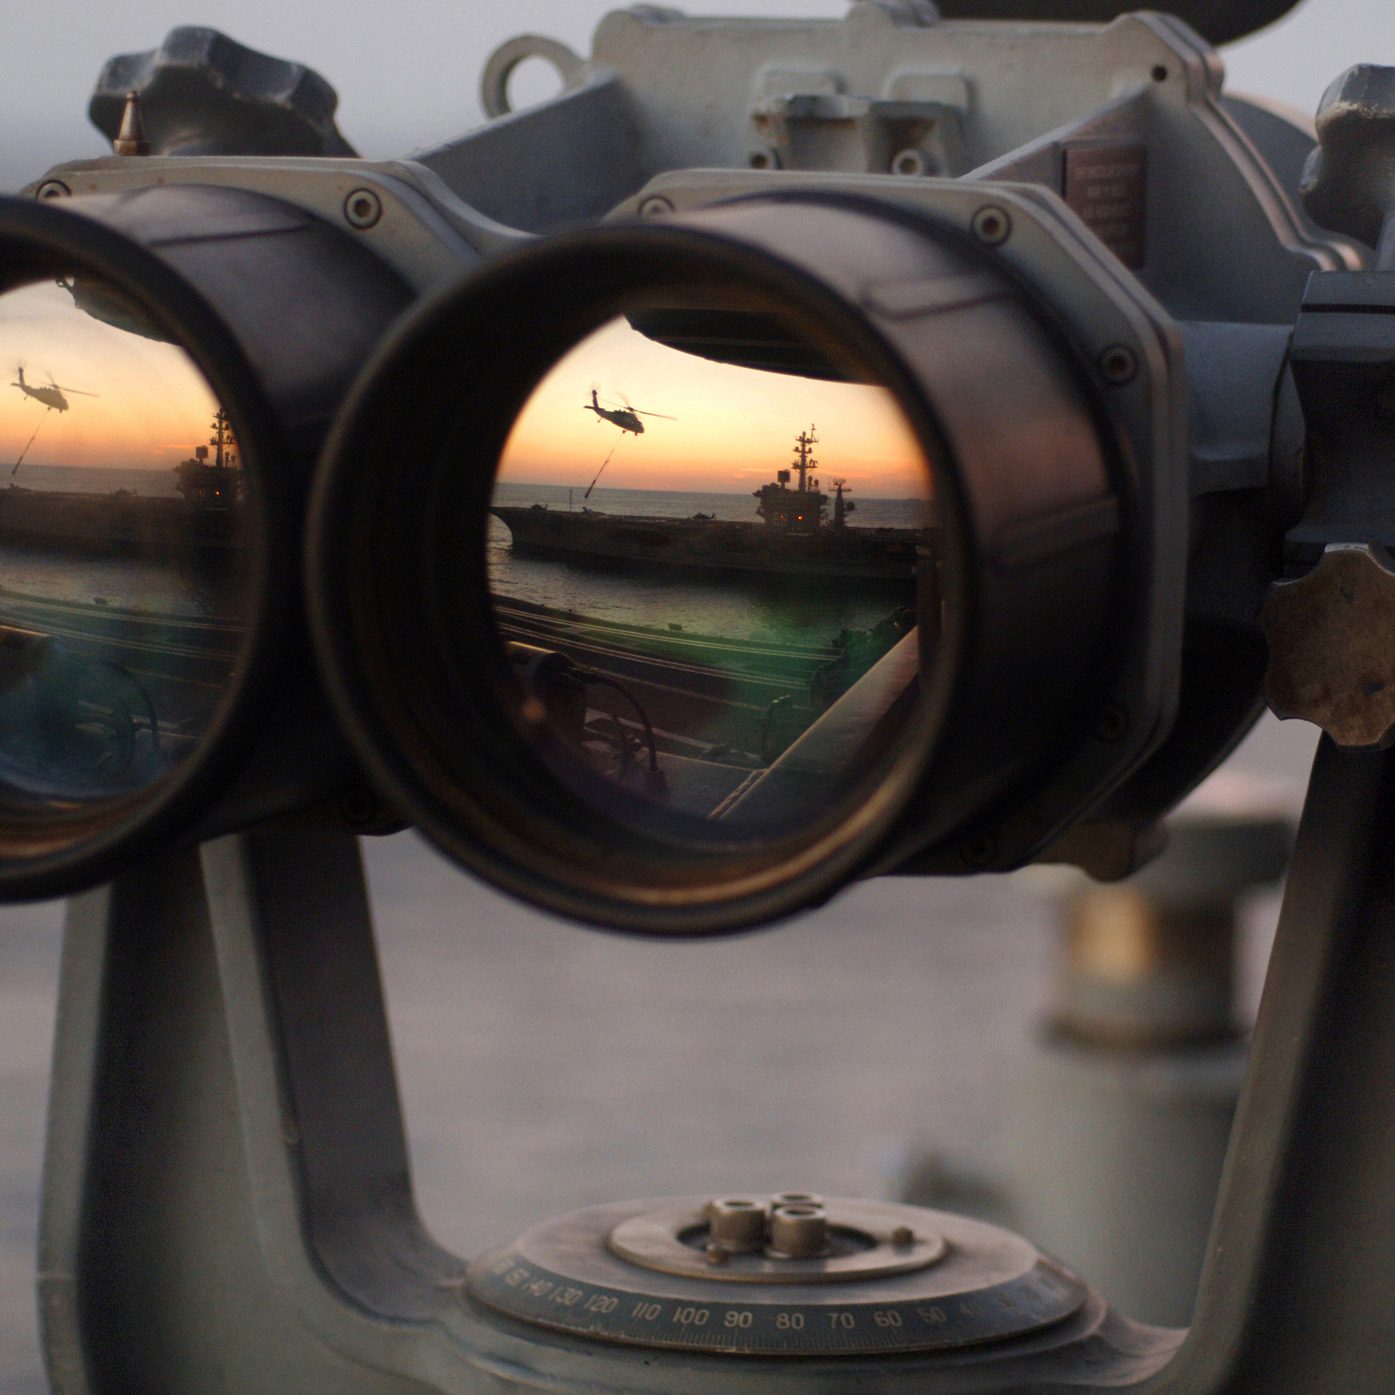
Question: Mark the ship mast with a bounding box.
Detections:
[792,426,818,493]
[209,408,236,470]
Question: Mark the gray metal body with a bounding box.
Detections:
[21,4,1395,1390]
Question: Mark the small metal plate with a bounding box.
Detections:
[1064,144,1148,271]
[466,1196,1087,1357]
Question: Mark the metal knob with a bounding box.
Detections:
[1263,543,1395,749]
[1301,66,1395,262]
[89,27,356,158]
[707,1198,767,1255]
[768,1204,832,1258]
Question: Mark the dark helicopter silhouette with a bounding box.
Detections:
[583,388,675,435]
[11,366,99,413]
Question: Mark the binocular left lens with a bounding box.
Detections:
[0,274,249,825]
[0,190,410,898]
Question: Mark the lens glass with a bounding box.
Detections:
[0,276,250,820]
[486,305,937,837]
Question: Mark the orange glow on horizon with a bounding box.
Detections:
[0,279,219,474]
[498,316,932,499]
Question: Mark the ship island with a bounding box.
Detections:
[490,427,933,585]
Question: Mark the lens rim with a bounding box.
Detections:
[0,195,290,900]
[310,224,971,935]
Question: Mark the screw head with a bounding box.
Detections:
[971,205,1012,246]
[747,147,781,171]
[637,195,675,218]
[1098,344,1139,386]
[891,1225,916,1247]
[343,188,383,230]
[35,180,70,200]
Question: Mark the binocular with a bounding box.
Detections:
[0,0,1377,938]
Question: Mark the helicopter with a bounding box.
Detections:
[10,365,98,413]
[583,388,675,435]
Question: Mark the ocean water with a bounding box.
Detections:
[5,464,181,497]
[489,483,924,646]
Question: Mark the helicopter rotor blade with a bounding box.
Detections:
[49,386,99,397]
[633,409,677,420]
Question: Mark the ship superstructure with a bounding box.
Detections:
[174,408,242,508]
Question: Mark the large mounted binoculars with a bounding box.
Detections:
[3,0,1367,934]
[12,3,1395,1389]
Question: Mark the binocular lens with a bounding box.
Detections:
[0,275,249,822]
[487,308,936,836]
[312,197,1125,933]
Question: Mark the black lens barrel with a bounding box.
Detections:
[310,195,1129,934]
[0,190,411,899]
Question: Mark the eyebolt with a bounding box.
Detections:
[35,180,70,200]
[637,195,675,218]
[344,188,383,230]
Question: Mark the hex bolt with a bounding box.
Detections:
[891,1225,917,1247]
[768,1204,831,1259]
[971,205,1012,246]
[344,188,383,230]
[704,1242,731,1265]
[637,195,674,218]
[1098,344,1139,386]
[35,180,70,200]
[707,1197,767,1254]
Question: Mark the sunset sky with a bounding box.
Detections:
[0,278,219,473]
[498,316,933,499]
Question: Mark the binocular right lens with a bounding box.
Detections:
[312,195,1128,934]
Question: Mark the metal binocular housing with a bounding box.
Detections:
[18,2,1395,1394]
[0,0,1360,938]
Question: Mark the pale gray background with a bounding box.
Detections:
[0,0,1367,1389]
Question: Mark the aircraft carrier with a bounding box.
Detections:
[491,427,932,585]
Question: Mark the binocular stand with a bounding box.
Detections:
[34,738,1395,1392]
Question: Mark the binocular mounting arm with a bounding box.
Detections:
[34,736,1395,1391]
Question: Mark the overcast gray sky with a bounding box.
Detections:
[0,0,1383,191]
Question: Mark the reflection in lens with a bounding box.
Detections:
[487,309,936,837]
[0,277,249,816]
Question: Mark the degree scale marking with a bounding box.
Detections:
[471,1248,1084,1357]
